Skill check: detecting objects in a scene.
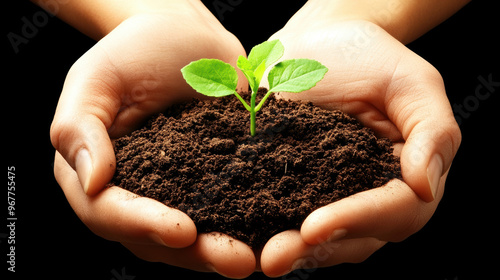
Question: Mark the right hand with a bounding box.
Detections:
[258,13,461,276]
[51,2,254,277]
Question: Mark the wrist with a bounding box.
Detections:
[32,0,213,40]
[292,0,403,39]
[296,0,470,44]
[282,0,387,38]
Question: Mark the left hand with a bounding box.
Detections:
[258,14,461,277]
[50,3,255,277]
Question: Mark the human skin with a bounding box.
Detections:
[41,0,465,278]
[259,19,460,276]
[47,1,256,278]
[258,1,466,275]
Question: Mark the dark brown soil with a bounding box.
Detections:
[110,89,401,248]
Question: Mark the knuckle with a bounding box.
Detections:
[50,115,86,168]
[50,116,73,152]
[448,120,462,154]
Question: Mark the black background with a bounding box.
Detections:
[4,1,498,279]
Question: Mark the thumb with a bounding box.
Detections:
[401,119,460,202]
[393,66,461,202]
[50,59,121,196]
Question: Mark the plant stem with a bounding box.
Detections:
[255,90,274,112]
[250,109,256,136]
[234,92,251,111]
[250,90,257,136]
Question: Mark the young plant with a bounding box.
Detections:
[181,39,328,136]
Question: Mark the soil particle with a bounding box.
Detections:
[110,90,401,248]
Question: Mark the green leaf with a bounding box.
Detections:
[236,55,252,71]
[268,59,328,93]
[181,59,238,97]
[253,61,267,86]
[247,39,285,70]
[237,56,259,93]
[236,40,285,93]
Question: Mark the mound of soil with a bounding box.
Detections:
[109,90,401,248]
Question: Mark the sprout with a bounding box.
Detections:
[181,39,328,136]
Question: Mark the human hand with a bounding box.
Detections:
[51,3,256,278]
[258,15,461,277]
[54,152,256,277]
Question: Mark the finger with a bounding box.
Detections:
[50,53,123,196]
[300,178,442,246]
[260,230,386,277]
[122,232,256,278]
[387,60,461,202]
[54,152,197,248]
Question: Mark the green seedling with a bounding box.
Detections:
[181,39,328,136]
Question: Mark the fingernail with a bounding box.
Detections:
[75,148,92,194]
[427,154,443,201]
[327,228,347,242]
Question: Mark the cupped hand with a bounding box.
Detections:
[51,4,247,196]
[51,3,255,278]
[259,14,461,277]
[54,152,255,278]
